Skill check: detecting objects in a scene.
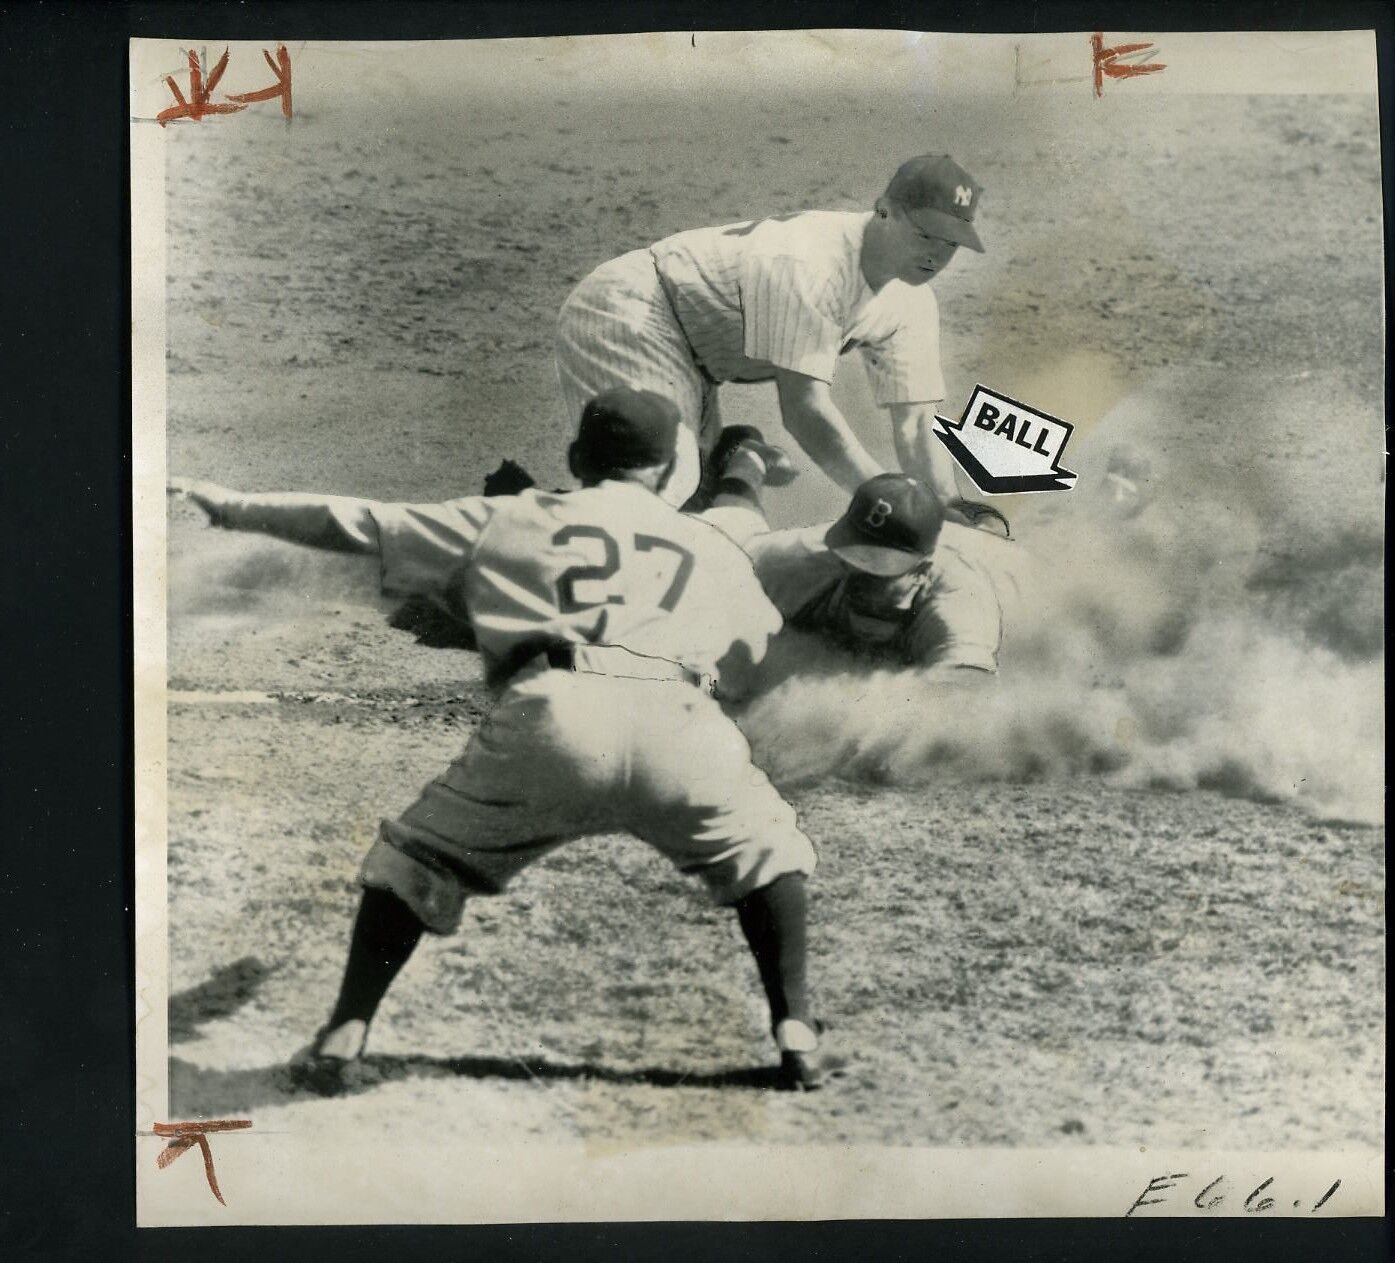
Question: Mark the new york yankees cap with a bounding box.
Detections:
[884,154,985,253]
[576,387,680,469]
[824,474,946,576]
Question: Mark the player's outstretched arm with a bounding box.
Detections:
[774,370,884,493]
[888,402,959,503]
[167,477,240,526]
[168,476,382,554]
[887,404,1011,537]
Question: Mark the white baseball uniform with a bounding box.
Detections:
[207,482,816,934]
[556,211,947,505]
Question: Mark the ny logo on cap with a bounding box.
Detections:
[954,185,973,207]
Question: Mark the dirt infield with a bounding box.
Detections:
[162,77,1382,1149]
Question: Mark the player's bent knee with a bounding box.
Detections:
[359,829,469,936]
[695,828,819,906]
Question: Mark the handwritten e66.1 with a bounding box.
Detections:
[1126,1171,1342,1217]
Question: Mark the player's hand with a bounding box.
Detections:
[948,498,1011,539]
[168,477,237,527]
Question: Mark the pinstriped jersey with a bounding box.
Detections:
[650,210,947,404]
[369,482,783,686]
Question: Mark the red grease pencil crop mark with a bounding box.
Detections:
[158,49,244,125]
[153,1119,251,1205]
[157,46,293,126]
[225,46,294,119]
[1091,32,1167,98]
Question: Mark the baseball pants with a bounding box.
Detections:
[360,664,817,934]
[556,248,723,507]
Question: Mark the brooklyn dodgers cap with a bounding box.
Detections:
[576,387,680,469]
[824,474,946,576]
[884,154,985,253]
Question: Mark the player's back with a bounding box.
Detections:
[653,210,861,279]
[464,481,781,687]
[650,211,869,383]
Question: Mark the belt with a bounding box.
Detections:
[498,641,705,690]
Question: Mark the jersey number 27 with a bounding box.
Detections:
[553,525,694,614]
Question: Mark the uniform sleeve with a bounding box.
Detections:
[747,526,847,618]
[217,492,383,552]
[935,523,1032,617]
[711,560,785,700]
[721,542,784,660]
[859,285,947,405]
[695,499,769,549]
[741,254,846,382]
[904,549,1003,671]
[368,496,495,601]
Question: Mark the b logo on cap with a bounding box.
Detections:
[864,498,893,530]
[954,185,973,207]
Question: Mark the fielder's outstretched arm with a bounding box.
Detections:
[887,404,1013,536]
[888,401,959,505]
[774,370,884,493]
[170,478,495,614]
[169,478,383,554]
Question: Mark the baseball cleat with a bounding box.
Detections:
[709,424,800,488]
[774,1018,846,1091]
[288,1019,369,1096]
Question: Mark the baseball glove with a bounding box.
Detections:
[388,596,479,650]
[482,459,537,496]
[949,498,1011,539]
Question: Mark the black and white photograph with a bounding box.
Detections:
[132,29,1384,1223]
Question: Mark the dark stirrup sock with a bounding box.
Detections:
[326,886,427,1028]
[734,873,811,1028]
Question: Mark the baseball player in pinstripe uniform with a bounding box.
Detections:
[557,153,995,524]
[170,389,842,1092]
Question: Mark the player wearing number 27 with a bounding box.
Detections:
[170,388,838,1090]
[556,153,989,518]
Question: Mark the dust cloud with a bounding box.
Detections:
[738,448,1384,826]
[168,525,396,625]
[169,433,1383,826]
